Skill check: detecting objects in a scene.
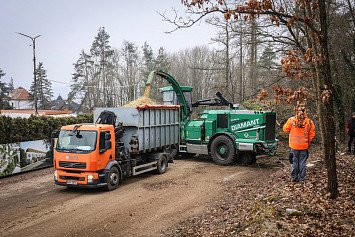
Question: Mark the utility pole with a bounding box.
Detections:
[16,32,41,114]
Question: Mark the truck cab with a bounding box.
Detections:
[160,86,193,112]
[54,124,115,188]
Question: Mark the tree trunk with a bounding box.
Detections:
[319,0,338,199]
[329,39,346,143]
[239,23,244,102]
[333,85,346,143]
[225,21,230,97]
[304,2,327,160]
[249,19,257,95]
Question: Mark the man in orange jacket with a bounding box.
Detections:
[283,107,315,183]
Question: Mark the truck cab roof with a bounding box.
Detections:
[61,123,113,131]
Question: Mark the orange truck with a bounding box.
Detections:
[53,106,179,190]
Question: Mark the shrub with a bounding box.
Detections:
[0,114,93,144]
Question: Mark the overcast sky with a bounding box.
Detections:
[0,0,215,99]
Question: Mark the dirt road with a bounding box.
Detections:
[0,158,275,237]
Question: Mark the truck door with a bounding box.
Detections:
[98,131,114,170]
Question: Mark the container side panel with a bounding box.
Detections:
[144,110,150,126]
[145,127,150,150]
[94,107,140,126]
[161,126,166,146]
[95,107,179,153]
[166,110,170,125]
[150,110,155,127]
[156,110,161,125]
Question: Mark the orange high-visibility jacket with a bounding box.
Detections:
[283,116,315,150]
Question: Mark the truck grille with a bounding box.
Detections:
[59,176,85,181]
[265,114,276,141]
[59,161,86,169]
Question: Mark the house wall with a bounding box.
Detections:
[26,152,46,163]
[9,100,33,109]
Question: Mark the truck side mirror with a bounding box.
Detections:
[105,140,112,149]
[99,131,112,153]
[105,132,111,140]
[51,130,60,139]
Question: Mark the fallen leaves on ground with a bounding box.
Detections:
[163,145,354,236]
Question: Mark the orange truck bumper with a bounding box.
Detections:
[54,170,107,188]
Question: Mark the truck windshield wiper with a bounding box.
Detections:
[57,147,82,153]
[56,148,74,152]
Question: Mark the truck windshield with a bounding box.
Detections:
[56,130,97,152]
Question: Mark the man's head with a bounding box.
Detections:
[294,106,306,128]
[352,112,355,118]
[296,107,306,120]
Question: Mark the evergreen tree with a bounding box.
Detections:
[30,62,53,109]
[147,47,171,101]
[0,68,7,109]
[90,27,114,60]
[68,27,118,110]
[90,27,115,107]
[119,40,140,102]
[8,77,14,91]
[0,68,5,80]
[258,44,277,71]
[141,42,154,79]
[154,47,171,72]
[68,50,94,110]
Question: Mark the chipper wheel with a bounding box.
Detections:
[239,153,257,165]
[210,135,236,165]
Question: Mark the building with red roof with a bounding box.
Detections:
[8,87,33,109]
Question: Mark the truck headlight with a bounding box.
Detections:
[54,171,58,181]
[87,174,94,182]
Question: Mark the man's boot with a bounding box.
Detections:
[348,144,352,154]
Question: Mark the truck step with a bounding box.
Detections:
[132,161,157,176]
[179,145,187,153]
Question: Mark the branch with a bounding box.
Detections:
[188,66,225,71]
[159,8,222,33]
[160,2,321,35]
[245,75,287,100]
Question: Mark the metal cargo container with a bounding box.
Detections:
[94,105,180,153]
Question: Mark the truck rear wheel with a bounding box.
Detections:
[211,135,235,165]
[105,166,120,191]
[156,154,168,174]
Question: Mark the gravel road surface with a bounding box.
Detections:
[0,157,273,237]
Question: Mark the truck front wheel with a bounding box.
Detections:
[105,166,120,191]
[211,136,235,165]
